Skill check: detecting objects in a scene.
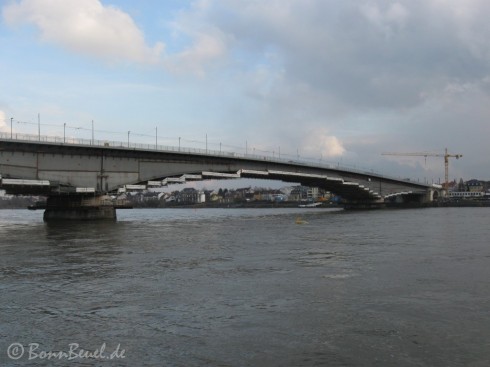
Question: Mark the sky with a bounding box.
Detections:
[1,0,489,185]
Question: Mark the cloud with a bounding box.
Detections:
[179,0,490,109]
[2,0,228,75]
[302,129,345,158]
[2,0,164,64]
[164,31,228,76]
[431,0,490,61]
[0,111,6,132]
[162,1,232,76]
[169,0,490,177]
[320,135,346,158]
[3,0,490,179]
[360,2,410,37]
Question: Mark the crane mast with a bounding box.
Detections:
[381,148,462,193]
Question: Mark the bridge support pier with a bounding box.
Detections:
[427,188,443,202]
[43,195,116,221]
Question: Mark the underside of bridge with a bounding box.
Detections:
[0,139,435,220]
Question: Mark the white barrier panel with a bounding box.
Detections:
[267,170,326,179]
[147,181,162,186]
[76,187,96,193]
[182,174,202,180]
[239,169,269,176]
[1,179,50,186]
[125,185,146,190]
[202,171,240,178]
[166,177,185,183]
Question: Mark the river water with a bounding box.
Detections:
[0,207,489,366]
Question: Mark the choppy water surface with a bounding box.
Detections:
[1,207,489,366]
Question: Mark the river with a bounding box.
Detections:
[0,207,489,366]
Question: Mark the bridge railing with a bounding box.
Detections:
[0,131,426,186]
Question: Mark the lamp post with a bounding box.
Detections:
[128,131,130,148]
[91,120,94,145]
[64,123,66,143]
[179,137,181,151]
[155,126,158,150]
[10,117,13,139]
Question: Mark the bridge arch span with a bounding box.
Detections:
[0,138,434,218]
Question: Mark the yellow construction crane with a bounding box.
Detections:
[382,148,462,191]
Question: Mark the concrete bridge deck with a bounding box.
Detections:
[0,133,439,219]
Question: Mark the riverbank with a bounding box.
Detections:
[385,200,490,209]
[2,198,489,210]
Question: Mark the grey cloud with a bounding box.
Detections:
[183,0,490,178]
[207,1,490,110]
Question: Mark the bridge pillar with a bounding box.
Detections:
[385,193,427,206]
[426,188,443,202]
[43,195,116,221]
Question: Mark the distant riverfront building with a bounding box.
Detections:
[177,188,205,204]
[466,179,484,192]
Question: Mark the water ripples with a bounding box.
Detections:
[1,208,490,366]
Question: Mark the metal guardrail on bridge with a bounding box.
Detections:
[0,131,430,187]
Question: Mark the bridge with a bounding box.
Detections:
[0,133,440,220]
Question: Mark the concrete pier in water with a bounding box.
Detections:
[43,195,117,221]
